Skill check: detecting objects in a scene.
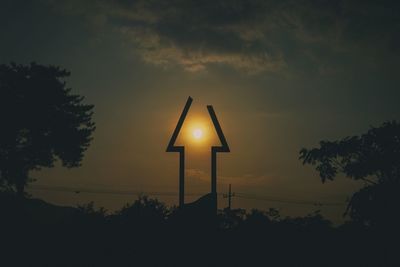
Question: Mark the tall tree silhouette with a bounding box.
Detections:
[299,121,400,227]
[0,62,95,197]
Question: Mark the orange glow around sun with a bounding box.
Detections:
[177,115,216,146]
[171,103,220,148]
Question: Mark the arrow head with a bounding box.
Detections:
[166,96,193,152]
[207,105,230,152]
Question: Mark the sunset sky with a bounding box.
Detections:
[2,0,400,222]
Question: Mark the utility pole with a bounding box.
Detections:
[223,184,235,210]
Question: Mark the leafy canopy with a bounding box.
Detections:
[0,62,95,192]
[300,121,400,226]
[299,121,400,185]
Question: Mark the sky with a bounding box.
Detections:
[1,0,400,223]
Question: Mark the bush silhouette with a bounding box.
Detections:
[114,195,169,228]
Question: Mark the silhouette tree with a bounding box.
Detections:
[299,121,400,227]
[0,62,95,197]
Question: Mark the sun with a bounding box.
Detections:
[181,116,211,145]
[192,128,203,140]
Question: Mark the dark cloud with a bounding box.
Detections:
[48,0,400,73]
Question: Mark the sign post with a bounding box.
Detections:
[167,97,229,214]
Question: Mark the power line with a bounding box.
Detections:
[27,184,346,207]
[235,193,344,206]
[28,185,203,197]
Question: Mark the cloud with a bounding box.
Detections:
[48,0,400,73]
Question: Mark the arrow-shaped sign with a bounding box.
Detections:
[166,96,192,208]
[207,104,230,195]
[167,96,229,211]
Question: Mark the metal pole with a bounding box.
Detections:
[179,149,185,208]
[211,148,217,213]
[228,184,232,210]
[211,149,217,195]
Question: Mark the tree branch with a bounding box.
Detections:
[360,177,377,185]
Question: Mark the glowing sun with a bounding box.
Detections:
[192,128,203,140]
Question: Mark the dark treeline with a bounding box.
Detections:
[1,192,399,267]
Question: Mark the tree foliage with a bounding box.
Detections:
[300,121,400,184]
[0,62,95,195]
[300,121,400,226]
